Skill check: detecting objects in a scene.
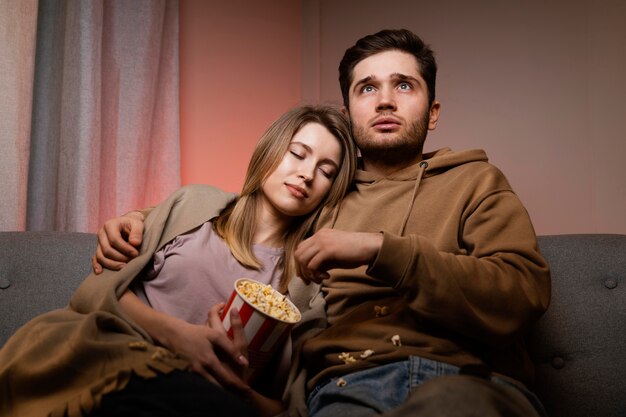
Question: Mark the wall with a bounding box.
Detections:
[180,0,626,234]
[179,0,301,192]
[303,0,626,235]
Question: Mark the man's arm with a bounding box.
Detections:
[92,208,152,273]
[368,224,549,345]
[295,192,550,346]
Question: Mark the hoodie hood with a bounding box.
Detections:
[329,148,489,235]
[354,147,488,184]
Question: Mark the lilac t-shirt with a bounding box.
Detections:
[133,221,292,386]
[133,221,285,325]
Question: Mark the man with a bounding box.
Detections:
[94,29,550,417]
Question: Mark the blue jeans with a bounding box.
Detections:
[307,356,547,417]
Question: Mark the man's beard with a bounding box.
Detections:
[352,112,430,168]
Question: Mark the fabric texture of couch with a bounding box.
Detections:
[1,231,624,417]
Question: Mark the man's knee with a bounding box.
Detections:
[381,375,539,417]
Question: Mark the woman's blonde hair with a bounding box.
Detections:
[213,105,356,291]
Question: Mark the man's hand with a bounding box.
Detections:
[294,229,383,283]
[91,211,145,274]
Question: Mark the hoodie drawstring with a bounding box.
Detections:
[329,160,429,234]
[398,160,428,236]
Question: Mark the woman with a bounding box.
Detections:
[0,105,356,417]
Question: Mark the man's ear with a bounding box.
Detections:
[428,100,441,131]
[341,105,349,117]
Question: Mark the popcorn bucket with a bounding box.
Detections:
[221,278,301,380]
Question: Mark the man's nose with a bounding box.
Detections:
[376,87,397,111]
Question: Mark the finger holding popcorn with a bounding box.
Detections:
[207,303,249,367]
[294,229,384,283]
[229,307,249,371]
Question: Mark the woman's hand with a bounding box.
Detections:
[119,292,249,390]
[120,293,284,416]
[205,304,285,417]
[166,304,250,392]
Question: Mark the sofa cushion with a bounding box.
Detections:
[530,234,626,417]
[0,231,96,346]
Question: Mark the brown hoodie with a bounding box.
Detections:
[300,147,551,391]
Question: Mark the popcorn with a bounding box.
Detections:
[391,334,402,347]
[221,278,301,381]
[128,341,148,351]
[151,346,173,361]
[360,349,375,359]
[338,352,357,364]
[236,279,300,323]
[374,305,389,317]
[336,378,347,387]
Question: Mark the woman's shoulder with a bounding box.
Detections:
[165,184,238,210]
[176,184,237,200]
[147,185,238,249]
[153,184,237,223]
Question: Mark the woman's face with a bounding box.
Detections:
[261,122,342,220]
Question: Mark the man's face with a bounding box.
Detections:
[346,50,440,170]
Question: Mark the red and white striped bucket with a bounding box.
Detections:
[221,278,301,380]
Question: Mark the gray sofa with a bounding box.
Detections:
[1,231,624,417]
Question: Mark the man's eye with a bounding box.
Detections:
[398,82,412,90]
[361,85,375,93]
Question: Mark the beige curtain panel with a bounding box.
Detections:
[0,0,180,232]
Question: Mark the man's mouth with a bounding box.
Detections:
[372,116,401,131]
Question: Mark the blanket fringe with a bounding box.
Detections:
[49,350,191,417]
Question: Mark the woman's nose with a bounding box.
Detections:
[298,172,313,183]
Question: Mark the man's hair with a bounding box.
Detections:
[213,105,357,291]
[339,29,437,109]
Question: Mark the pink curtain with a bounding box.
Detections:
[0,0,180,233]
[0,0,39,231]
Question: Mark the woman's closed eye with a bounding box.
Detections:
[318,165,336,179]
[290,150,304,160]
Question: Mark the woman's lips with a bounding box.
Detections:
[285,183,308,198]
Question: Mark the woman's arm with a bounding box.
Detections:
[120,291,286,415]
[119,290,247,388]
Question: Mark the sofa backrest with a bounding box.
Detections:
[530,234,626,417]
[0,231,96,346]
